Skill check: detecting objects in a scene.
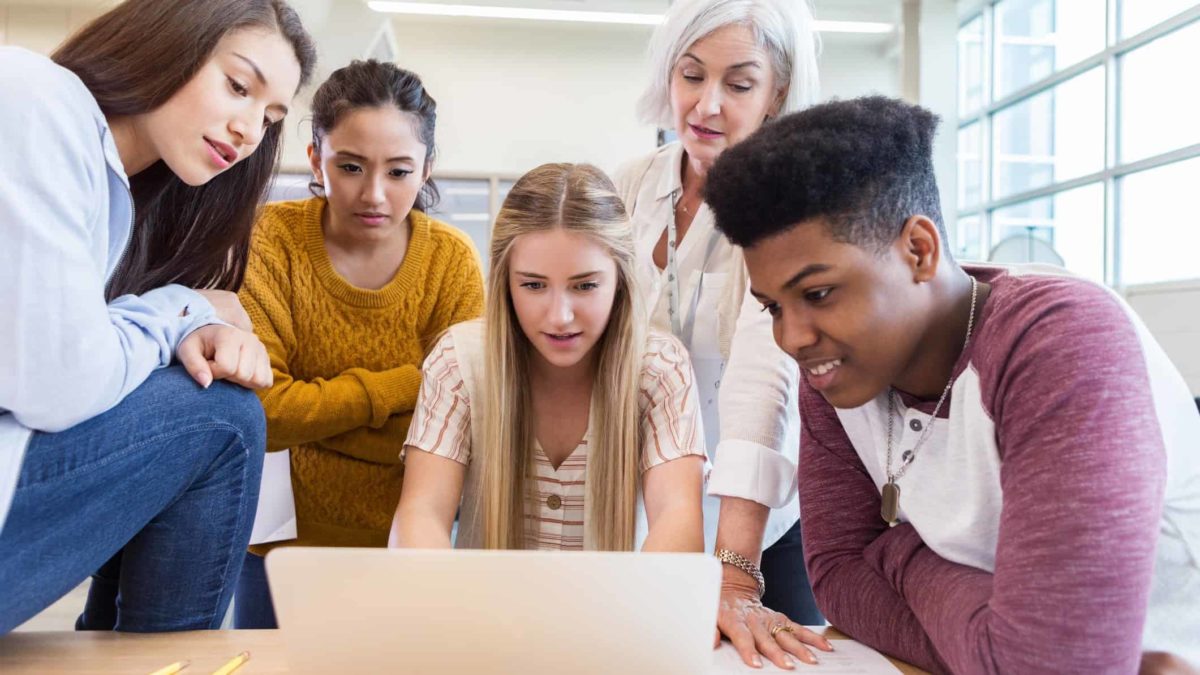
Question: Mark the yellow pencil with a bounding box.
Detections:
[210,651,250,675]
[147,660,190,675]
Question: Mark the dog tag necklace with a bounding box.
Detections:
[881,275,979,525]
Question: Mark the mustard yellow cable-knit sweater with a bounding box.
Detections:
[240,197,484,554]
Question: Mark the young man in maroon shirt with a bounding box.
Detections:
[704,96,1200,674]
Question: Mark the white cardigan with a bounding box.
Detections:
[614,143,801,549]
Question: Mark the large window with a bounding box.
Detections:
[956,1,1200,286]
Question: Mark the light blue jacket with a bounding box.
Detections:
[0,48,221,534]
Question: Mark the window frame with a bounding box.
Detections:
[956,0,1200,287]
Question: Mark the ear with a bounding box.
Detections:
[897,215,942,283]
[307,143,322,184]
[421,159,433,184]
[768,85,789,119]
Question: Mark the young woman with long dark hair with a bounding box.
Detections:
[0,0,316,634]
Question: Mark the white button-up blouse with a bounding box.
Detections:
[614,142,801,550]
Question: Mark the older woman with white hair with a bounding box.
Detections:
[614,0,829,669]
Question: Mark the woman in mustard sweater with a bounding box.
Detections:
[234,60,484,627]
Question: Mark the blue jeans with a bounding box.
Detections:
[0,366,265,634]
[760,518,824,625]
[232,551,277,629]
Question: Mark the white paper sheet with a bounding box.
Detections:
[249,449,297,545]
[711,640,901,674]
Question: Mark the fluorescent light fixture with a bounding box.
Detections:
[367,2,895,33]
[368,2,662,25]
[815,20,894,35]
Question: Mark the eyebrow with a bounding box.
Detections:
[680,53,763,71]
[334,151,417,163]
[233,52,290,116]
[515,271,602,281]
[749,263,834,300]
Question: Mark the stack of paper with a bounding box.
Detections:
[711,640,901,673]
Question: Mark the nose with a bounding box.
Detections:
[697,80,723,117]
[360,170,386,206]
[778,308,819,358]
[229,106,265,151]
[548,290,574,328]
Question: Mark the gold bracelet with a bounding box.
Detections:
[715,548,765,598]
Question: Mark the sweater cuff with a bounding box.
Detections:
[139,284,224,347]
[350,366,422,428]
[706,438,798,508]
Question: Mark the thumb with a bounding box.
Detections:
[178,331,215,389]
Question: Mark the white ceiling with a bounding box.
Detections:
[1,0,899,23]
[2,0,899,49]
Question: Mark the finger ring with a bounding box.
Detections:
[769,623,794,637]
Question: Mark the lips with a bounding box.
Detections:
[688,123,723,139]
[204,137,237,166]
[355,212,389,223]
[800,357,842,392]
[542,331,583,349]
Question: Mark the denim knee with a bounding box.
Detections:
[150,366,267,459]
[201,380,267,456]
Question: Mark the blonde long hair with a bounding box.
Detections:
[480,163,647,551]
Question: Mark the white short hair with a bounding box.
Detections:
[636,0,821,129]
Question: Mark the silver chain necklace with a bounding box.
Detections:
[881,275,979,525]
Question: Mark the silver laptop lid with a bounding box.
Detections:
[266,547,721,675]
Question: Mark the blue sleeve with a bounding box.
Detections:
[0,49,221,432]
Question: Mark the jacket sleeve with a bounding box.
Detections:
[0,53,218,432]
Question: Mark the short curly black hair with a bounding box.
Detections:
[706,96,945,251]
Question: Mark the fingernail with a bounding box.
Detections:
[783,656,795,668]
[752,655,762,668]
[824,640,835,651]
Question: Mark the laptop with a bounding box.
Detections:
[265,547,722,674]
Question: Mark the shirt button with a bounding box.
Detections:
[909,419,923,432]
[547,495,562,510]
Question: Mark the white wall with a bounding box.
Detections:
[0,3,108,54]
[1126,282,1200,397]
[818,42,900,101]
[1,0,902,181]
[918,0,959,242]
[382,16,658,178]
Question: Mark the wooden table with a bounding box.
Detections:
[0,627,926,674]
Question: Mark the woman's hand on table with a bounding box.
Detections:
[715,566,834,669]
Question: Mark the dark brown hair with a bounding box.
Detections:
[309,59,440,212]
[53,0,317,299]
